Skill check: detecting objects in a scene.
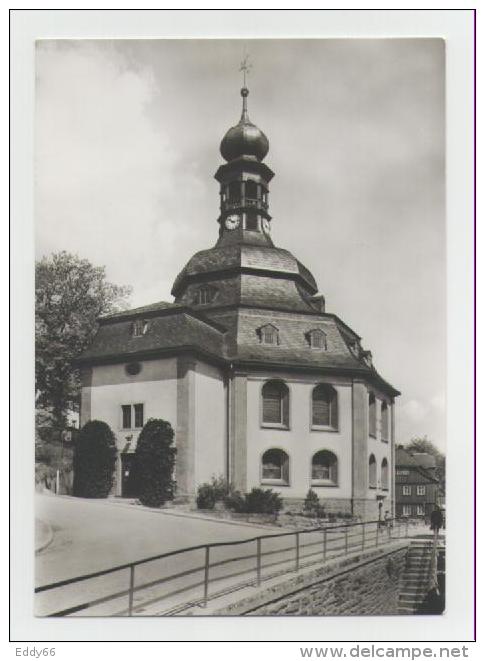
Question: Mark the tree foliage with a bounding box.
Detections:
[132,419,176,507]
[35,252,131,428]
[73,420,117,498]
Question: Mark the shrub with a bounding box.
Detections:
[303,489,320,512]
[73,420,117,498]
[132,418,176,507]
[196,483,217,510]
[243,488,283,514]
[223,489,246,513]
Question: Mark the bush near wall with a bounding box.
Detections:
[73,420,117,498]
[132,418,176,508]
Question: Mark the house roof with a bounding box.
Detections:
[396,447,439,482]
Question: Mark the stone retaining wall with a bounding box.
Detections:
[216,544,408,617]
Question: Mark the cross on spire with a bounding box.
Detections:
[239,54,252,88]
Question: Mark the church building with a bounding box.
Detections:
[78,83,400,518]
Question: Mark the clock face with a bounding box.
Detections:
[262,218,271,234]
[225,214,240,230]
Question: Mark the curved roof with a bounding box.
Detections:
[171,243,318,297]
[220,87,269,162]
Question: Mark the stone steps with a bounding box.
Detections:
[398,541,435,614]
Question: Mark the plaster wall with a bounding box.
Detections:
[245,374,353,499]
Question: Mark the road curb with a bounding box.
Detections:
[35,519,54,554]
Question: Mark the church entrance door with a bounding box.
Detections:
[121,453,138,498]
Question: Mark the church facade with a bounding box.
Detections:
[78,85,400,518]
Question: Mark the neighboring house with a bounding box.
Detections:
[77,84,400,518]
[395,446,440,519]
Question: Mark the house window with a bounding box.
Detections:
[311,384,338,429]
[121,404,144,429]
[307,329,327,350]
[381,402,389,441]
[397,470,409,476]
[132,319,147,337]
[402,485,411,496]
[258,324,279,345]
[417,485,426,496]
[416,504,425,516]
[369,454,377,488]
[311,450,338,485]
[402,505,412,516]
[122,405,132,429]
[369,393,377,437]
[261,380,289,427]
[261,449,289,484]
[195,286,217,305]
[245,211,258,231]
[381,458,389,490]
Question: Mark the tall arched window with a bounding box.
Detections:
[261,380,289,427]
[369,393,377,437]
[312,384,338,429]
[369,454,377,488]
[245,211,259,231]
[381,401,389,442]
[381,458,389,490]
[228,180,240,203]
[311,450,338,485]
[261,449,289,484]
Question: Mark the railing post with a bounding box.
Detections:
[203,546,210,607]
[295,532,300,572]
[362,523,366,550]
[344,528,348,555]
[128,565,135,616]
[405,518,409,538]
[375,521,379,546]
[323,529,327,562]
[256,538,262,586]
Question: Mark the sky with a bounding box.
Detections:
[35,38,446,451]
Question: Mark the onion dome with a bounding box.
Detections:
[220,87,269,162]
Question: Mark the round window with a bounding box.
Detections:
[125,362,142,376]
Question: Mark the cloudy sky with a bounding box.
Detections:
[35,39,446,451]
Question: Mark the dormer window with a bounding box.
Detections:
[258,323,279,345]
[306,329,327,350]
[132,319,148,337]
[349,340,361,358]
[195,285,217,306]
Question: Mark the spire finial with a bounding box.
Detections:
[239,53,252,120]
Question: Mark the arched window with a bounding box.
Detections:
[307,329,327,350]
[369,393,377,437]
[245,179,258,200]
[261,449,289,484]
[258,323,279,345]
[369,454,377,488]
[381,402,389,442]
[262,380,289,427]
[195,285,217,305]
[311,450,338,485]
[381,458,389,490]
[312,384,338,429]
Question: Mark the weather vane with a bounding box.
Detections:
[239,53,252,87]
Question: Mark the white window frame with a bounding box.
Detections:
[402,485,412,496]
[417,485,426,496]
[402,505,412,516]
[416,504,425,516]
[120,403,145,430]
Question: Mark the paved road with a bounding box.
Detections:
[35,494,409,616]
[35,494,277,616]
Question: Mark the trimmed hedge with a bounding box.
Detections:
[132,418,176,507]
[73,420,117,498]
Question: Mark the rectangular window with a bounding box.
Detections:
[402,505,412,516]
[134,403,144,428]
[122,405,132,429]
[417,485,426,496]
[397,470,409,476]
[402,485,411,496]
[416,504,425,516]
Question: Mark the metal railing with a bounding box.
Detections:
[35,517,410,617]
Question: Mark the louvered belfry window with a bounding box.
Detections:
[262,380,289,426]
[312,384,338,429]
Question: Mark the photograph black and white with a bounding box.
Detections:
[31,36,450,621]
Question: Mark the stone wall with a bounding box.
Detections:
[216,544,408,617]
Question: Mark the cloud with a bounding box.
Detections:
[401,399,428,423]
